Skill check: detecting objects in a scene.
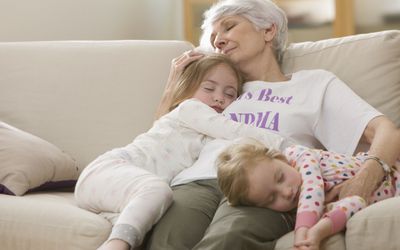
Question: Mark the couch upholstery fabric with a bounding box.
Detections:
[0,31,399,250]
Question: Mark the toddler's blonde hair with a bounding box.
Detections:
[216,137,287,206]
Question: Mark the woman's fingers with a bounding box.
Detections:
[324,182,345,203]
[172,50,205,70]
[166,50,205,91]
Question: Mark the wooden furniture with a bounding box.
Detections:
[183,0,355,45]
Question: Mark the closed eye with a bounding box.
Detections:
[226,25,235,31]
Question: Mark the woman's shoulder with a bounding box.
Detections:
[290,69,338,87]
[292,69,336,78]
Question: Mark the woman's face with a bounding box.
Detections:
[210,15,267,66]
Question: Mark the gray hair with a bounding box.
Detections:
[199,0,288,63]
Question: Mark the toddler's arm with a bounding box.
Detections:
[323,195,367,234]
[286,146,326,230]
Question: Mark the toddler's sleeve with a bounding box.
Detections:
[293,146,326,230]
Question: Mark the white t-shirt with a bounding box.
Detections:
[120,98,285,183]
[171,69,382,186]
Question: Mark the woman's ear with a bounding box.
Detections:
[264,23,277,43]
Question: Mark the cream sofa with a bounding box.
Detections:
[0,30,399,250]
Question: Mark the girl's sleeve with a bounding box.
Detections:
[314,71,382,155]
[177,99,289,149]
[286,145,326,230]
[323,196,367,234]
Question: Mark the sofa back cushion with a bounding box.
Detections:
[0,31,398,173]
[282,30,400,127]
[0,40,193,170]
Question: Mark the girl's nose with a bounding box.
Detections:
[214,96,224,104]
[214,93,225,104]
[281,186,292,200]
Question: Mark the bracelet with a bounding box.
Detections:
[364,156,392,175]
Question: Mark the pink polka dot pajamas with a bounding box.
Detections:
[284,145,400,234]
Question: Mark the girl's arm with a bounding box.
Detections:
[296,195,367,250]
[338,116,400,201]
[155,50,204,119]
[288,146,325,230]
[283,146,326,248]
[177,99,287,149]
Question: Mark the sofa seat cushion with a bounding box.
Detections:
[0,191,111,250]
[346,197,400,249]
[275,231,345,250]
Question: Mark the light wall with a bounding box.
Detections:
[0,0,184,42]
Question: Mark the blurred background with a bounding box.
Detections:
[0,0,399,45]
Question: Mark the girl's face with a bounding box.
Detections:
[192,63,239,113]
[246,158,302,212]
[209,15,268,66]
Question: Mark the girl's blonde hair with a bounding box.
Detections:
[168,53,244,112]
[216,137,287,206]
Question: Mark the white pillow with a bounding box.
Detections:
[0,122,79,196]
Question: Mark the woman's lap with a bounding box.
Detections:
[146,179,296,250]
[193,198,296,250]
[146,179,223,250]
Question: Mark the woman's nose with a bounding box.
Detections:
[214,34,226,51]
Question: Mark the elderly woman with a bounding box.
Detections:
[149,0,400,249]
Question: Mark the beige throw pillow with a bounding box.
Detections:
[0,122,79,196]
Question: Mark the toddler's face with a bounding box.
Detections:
[192,63,238,113]
[246,158,302,212]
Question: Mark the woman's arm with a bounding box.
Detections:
[339,116,400,200]
[155,50,204,119]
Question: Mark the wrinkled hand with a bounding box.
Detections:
[156,50,205,118]
[166,50,205,92]
[338,160,384,201]
[324,181,345,203]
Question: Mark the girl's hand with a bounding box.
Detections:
[294,238,320,250]
[293,227,309,250]
[294,227,308,246]
[294,229,322,250]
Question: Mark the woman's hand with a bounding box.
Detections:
[338,116,400,200]
[155,50,204,119]
[338,160,384,200]
[167,50,205,91]
[324,182,345,203]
